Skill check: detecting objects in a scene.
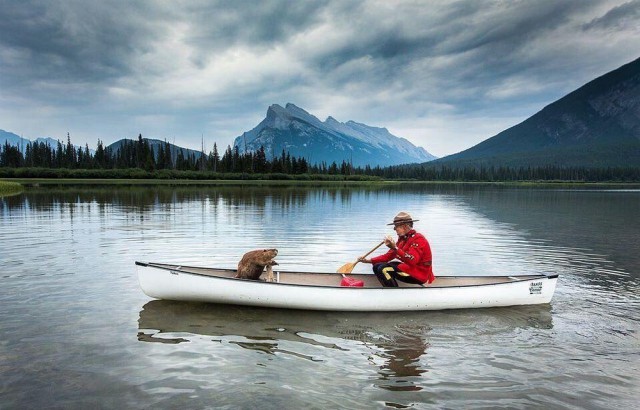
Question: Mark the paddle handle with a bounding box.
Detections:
[348,240,385,273]
[361,240,385,259]
[337,240,386,276]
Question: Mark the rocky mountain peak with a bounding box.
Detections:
[325,116,340,125]
[265,104,289,121]
[233,103,437,167]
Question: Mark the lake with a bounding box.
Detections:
[1,183,638,409]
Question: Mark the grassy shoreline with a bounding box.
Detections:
[1,177,393,187]
[0,180,24,197]
[2,177,640,189]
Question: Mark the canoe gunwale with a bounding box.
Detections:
[136,261,559,310]
[135,261,558,290]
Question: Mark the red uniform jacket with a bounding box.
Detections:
[370,230,434,284]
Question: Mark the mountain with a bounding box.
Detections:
[0,131,94,154]
[1,129,30,151]
[107,138,205,161]
[233,103,436,167]
[31,137,96,154]
[434,57,640,168]
[33,137,64,149]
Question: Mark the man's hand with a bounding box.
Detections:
[384,235,397,250]
[357,256,370,263]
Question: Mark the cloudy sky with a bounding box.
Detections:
[1,0,639,157]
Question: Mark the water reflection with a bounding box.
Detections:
[137,300,553,392]
[374,325,430,392]
[1,184,382,212]
[452,187,640,284]
[0,182,562,213]
[3,184,638,283]
[3,183,638,407]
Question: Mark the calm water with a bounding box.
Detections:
[1,183,638,409]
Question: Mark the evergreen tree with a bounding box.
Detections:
[156,142,166,170]
[136,134,144,168]
[95,140,107,168]
[211,143,220,172]
[220,145,232,172]
[55,140,64,168]
[175,150,187,170]
[25,143,33,167]
[65,133,76,168]
[232,146,241,172]
[254,145,268,173]
[0,142,23,167]
[164,140,173,169]
[144,145,155,171]
[298,157,309,174]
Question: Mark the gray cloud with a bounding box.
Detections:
[0,0,639,156]
[284,1,603,106]
[583,0,640,30]
[182,1,329,51]
[0,1,163,82]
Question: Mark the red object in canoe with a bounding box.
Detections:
[340,276,364,287]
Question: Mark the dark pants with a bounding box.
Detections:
[373,262,424,287]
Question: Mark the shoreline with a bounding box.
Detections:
[3,178,640,189]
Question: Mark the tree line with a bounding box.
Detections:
[369,162,640,182]
[0,134,359,176]
[1,134,639,181]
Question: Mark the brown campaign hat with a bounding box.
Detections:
[387,211,419,225]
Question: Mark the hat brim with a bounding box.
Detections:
[387,219,419,225]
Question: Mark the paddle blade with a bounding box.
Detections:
[337,262,356,274]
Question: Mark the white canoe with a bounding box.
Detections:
[135,262,558,311]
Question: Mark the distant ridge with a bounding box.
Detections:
[233,103,437,167]
[0,130,94,154]
[434,57,640,168]
[106,138,205,162]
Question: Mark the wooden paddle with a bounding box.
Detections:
[337,240,385,274]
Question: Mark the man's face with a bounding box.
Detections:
[393,223,411,236]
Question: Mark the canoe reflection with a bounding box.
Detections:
[137,300,552,392]
[137,300,428,346]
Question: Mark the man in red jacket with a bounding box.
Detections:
[358,212,434,287]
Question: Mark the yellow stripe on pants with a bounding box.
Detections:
[382,267,394,280]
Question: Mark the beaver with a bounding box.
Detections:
[235,249,279,281]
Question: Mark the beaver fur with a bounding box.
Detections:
[235,249,278,281]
